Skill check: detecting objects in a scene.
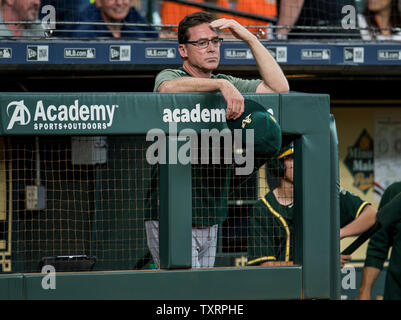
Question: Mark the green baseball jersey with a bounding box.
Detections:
[364,182,401,299]
[153,68,262,93]
[247,187,370,265]
[147,67,263,226]
[247,191,294,265]
[339,187,370,228]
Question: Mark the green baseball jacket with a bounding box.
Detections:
[146,68,264,226]
[364,182,401,299]
[247,187,370,265]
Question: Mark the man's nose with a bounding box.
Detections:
[206,41,217,51]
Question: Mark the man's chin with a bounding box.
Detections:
[203,61,219,69]
[110,10,130,21]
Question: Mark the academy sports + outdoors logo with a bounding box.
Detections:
[7,100,31,129]
[6,101,225,132]
[6,100,118,132]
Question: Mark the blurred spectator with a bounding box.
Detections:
[134,0,162,27]
[161,0,207,26]
[358,0,401,40]
[159,0,204,38]
[159,0,228,38]
[72,0,157,38]
[132,0,158,20]
[219,0,277,39]
[0,0,45,36]
[276,0,360,39]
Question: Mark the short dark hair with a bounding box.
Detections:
[178,11,216,44]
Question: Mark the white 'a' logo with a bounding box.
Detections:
[7,100,31,130]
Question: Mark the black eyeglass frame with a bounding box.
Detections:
[184,37,224,49]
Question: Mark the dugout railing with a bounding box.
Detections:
[0,92,337,299]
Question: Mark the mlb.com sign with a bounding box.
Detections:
[6,100,118,132]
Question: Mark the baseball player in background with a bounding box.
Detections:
[247,142,377,267]
[359,181,401,300]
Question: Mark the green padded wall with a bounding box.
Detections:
[0,92,336,300]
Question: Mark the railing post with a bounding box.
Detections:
[330,115,341,299]
[159,135,192,269]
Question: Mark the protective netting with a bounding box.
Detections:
[0,1,399,40]
[0,134,295,272]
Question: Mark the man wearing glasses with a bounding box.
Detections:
[146,11,288,269]
[154,11,289,120]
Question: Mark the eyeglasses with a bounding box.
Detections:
[185,37,223,49]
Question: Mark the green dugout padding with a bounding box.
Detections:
[0,93,279,135]
[0,274,23,300]
[330,115,341,299]
[2,267,301,300]
[280,93,332,298]
[0,92,336,299]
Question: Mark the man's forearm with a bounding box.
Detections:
[340,205,377,239]
[209,18,289,93]
[359,266,381,300]
[246,36,289,93]
[157,76,225,93]
[157,76,244,120]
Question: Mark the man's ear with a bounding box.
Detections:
[178,44,187,59]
